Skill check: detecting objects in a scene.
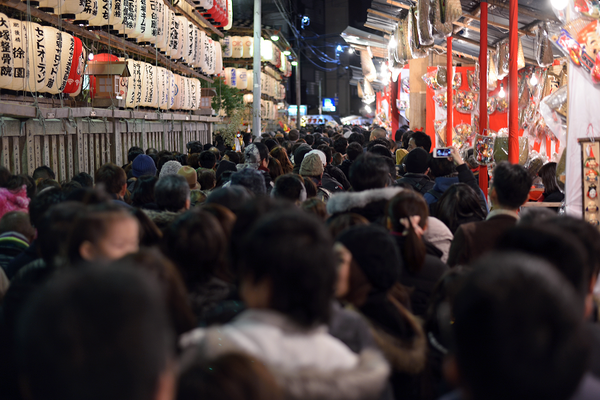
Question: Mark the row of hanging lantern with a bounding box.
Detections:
[31,0,226,78]
[0,13,86,95]
[221,36,292,77]
[241,94,278,120]
[221,68,286,100]
[123,59,202,110]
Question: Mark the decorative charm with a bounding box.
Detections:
[588,183,598,200]
[585,144,599,169]
[586,202,599,213]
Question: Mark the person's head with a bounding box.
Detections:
[237,211,335,328]
[198,170,216,191]
[223,150,240,165]
[163,210,227,287]
[369,128,388,141]
[348,132,365,146]
[336,225,402,301]
[0,211,35,242]
[187,141,203,155]
[71,172,94,188]
[157,155,176,175]
[146,148,158,156]
[271,174,307,203]
[491,162,533,209]
[270,147,293,174]
[288,129,299,141]
[367,144,392,160]
[132,154,157,178]
[436,184,486,233]
[243,133,253,147]
[32,166,55,181]
[448,253,589,400]
[19,174,36,199]
[17,267,175,400]
[264,139,278,152]
[401,131,413,150]
[199,203,237,240]
[301,198,328,221]
[61,181,83,196]
[386,190,428,272]
[293,144,312,167]
[346,142,363,162]
[407,131,432,153]
[155,175,191,212]
[95,163,127,198]
[128,146,144,164]
[159,161,183,179]
[205,186,253,215]
[0,166,11,187]
[429,156,456,178]
[38,202,87,268]
[199,151,217,169]
[177,353,282,400]
[28,187,65,228]
[67,203,140,265]
[538,162,561,194]
[327,213,369,238]
[231,169,266,195]
[187,153,200,169]
[176,166,200,191]
[403,148,430,174]
[333,137,348,155]
[245,143,269,169]
[268,156,283,181]
[130,208,163,247]
[349,153,391,191]
[131,176,158,208]
[299,153,324,180]
[36,178,61,193]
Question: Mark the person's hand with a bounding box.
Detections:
[448,146,465,166]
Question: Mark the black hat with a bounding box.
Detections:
[404,148,430,174]
[336,225,402,292]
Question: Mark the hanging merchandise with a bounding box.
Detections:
[468,67,480,92]
[496,96,508,113]
[433,92,447,110]
[0,14,13,89]
[535,23,554,67]
[488,50,498,90]
[360,48,377,82]
[243,36,253,58]
[431,0,453,38]
[445,0,463,25]
[435,120,447,146]
[453,71,462,89]
[574,0,600,19]
[487,97,497,115]
[357,80,364,98]
[231,36,243,58]
[497,39,510,79]
[517,37,526,70]
[409,7,428,58]
[454,90,478,113]
[495,133,529,165]
[437,66,448,87]
[416,0,433,47]
[453,123,475,149]
[395,18,412,63]
[475,134,495,165]
[363,79,375,104]
[423,67,444,90]
[556,19,600,85]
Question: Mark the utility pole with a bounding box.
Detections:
[252,0,261,137]
[295,51,301,130]
[318,80,322,115]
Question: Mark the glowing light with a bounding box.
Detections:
[530,74,538,86]
[88,53,94,61]
[348,47,354,54]
[388,37,397,49]
[291,60,298,66]
[551,0,569,10]
[283,50,291,56]
[271,34,279,41]
[336,45,342,52]
[499,84,506,98]
[364,105,372,113]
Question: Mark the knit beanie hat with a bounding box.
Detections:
[336,225,402,292]
[307,149,327,166]
[231,168,266,195]
[299,153,324,177]
[396,149,409,166]
[403,148,430,174]
[177,166,200,190]
[132,154,157,178]
[159,160,183,179]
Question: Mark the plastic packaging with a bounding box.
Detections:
[434,92,447,110]
[401,77,410,94]
[437,66,448,86]
[494,134,529,165]
[468,67,480,92]
[496,97,508,113]
[453,123,475,149]
[431,0,452,38]
[455,90,478,113]
[475,134,495,165]
[423,68,444,91]
[488,50,498,90]
[409,7,428,59]
[453,71,462,89]
[416,0,434,47]
[536,23,554,67]
[487,97,497,115]
[435,119,447,146]
[498,39,510,79]
[445,0,463,25]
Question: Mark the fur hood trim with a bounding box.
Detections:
[327,187,403,216]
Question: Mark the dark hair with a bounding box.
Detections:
[317,145,333,164]
[146,148,158,156]
[288,129,299,141]
[19,174,36,199]
[224,150,240,165]
[116,249,196,337]
[127,147,144,163]
[401,131,413,150]
[187,153,200,169]
[348,132,364,146]
[496,226,589,299]
[205,186,253,215]
[199,203,237,239]
[387,190,428,272]
[36,178,61,192]
[367,144,392,159]
[264,139,278,152]
[0,211,35,239]
[303,176,317,198]
[17,267,173,400]
[243,133,253,146]
[301,198,328,221]
[66,203,138,266]
[162,210,227,287]
[71,172,94,188]
[270,147,293,174]
[452,253,589,400]
[293,144,312,167]
[238,211,336,327]
[369,138,392,150]
[327,213,369,238]
[61,181,83,196]
[0,166,12,186]
[349,154,390,191]
[187,141,203,154]
[95,163,127,195]
[429,157,456,178]
[305,134,315,146]
[131,175,158,208]
[538,162,561,195]
[130,208,162,247]
[177,353,282,400]
[157,155,176,175]
[38,202,87,268]
[436,184,486,233]
[346,142,364,162]
[409,131,432,153]
[28,187,65,228]
[199,151,217,169]
[268,157,283,181]
[333,137,348,155]
[272,174,306,203]
[199,169,216,191]
[32,166,55,180]
[155,175,190,212]
[493,162,533,209]
[254,142,269,162]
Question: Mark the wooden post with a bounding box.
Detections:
[446,37,453,148]
[508,0,519,163]
[390,80,399,136]
[479,1,489,197]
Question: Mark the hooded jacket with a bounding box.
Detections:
[0,186,29,220]
[181,309,391,400]
[327,187,404,224]
[424,164,488,215]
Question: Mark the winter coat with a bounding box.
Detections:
[327,187,404,225]
[396,173,434,196]
[340,159,354,180]
[0,232,29,272]
[422,217,453,264]
[181,309,391,400]
[425,165,488,215]
[188,276,235,323]
[326,164,352,190]
[142,209,182,233]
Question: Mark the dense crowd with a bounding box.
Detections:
[0,124,596,400]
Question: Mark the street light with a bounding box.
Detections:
[291,60,298,66]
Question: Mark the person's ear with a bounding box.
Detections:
[79,241,96,261]
[386,217,392,230]
[120,183,127,198]
[184,199,191,210]
[154,360,176,400]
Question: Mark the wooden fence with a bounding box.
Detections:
[0,111,215,183]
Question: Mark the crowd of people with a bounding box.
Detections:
[0,123,597,400]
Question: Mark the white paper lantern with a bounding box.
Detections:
[75,0,98,22]
[168,70,175,109]
[230,36,242,58]
[223,0,232,30]
[157,4,169,52]
[189,78,197,109]
[223,67,236,87]
[260,38,273,62]
[196,0,212,12]
[207,38,216,75]
[87,0,111,28]
[195,78,201,109]
[142,63,158,107]
[243,93,252,103]
[147,0,161,42]
[38,0,65,12]
[176,16,188,60]
[242,36,253,58]
[195,29,205,69]
[110,0,124,30]
[214,40,223,75]
[130,0,153,42]
[57,0,85,16]
[247,69,253,89]
[0,14,13,89]
[172,74,181,109]
[122,0,138,36]
[22,22,48,93]
[40,26,63,94]
[186,22,197,66]
[125,59,142,108]
[156,66,166,109]
[235,68,247,90]
[221,36,231,58]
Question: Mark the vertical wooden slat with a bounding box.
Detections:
[88,134,94,175]
[2,137,9,169]
[43,136,50,168]
[59,135,66,183]
[67,134,74,179]
[34,136,41,170]
[25,124,34,176]
[76,123,84,175]
[82,133,89,174]
[95,134,100,169]
[101,134,106,165]
[112,120,123,168]
[13,137,20,175]
[50,135,58,180]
